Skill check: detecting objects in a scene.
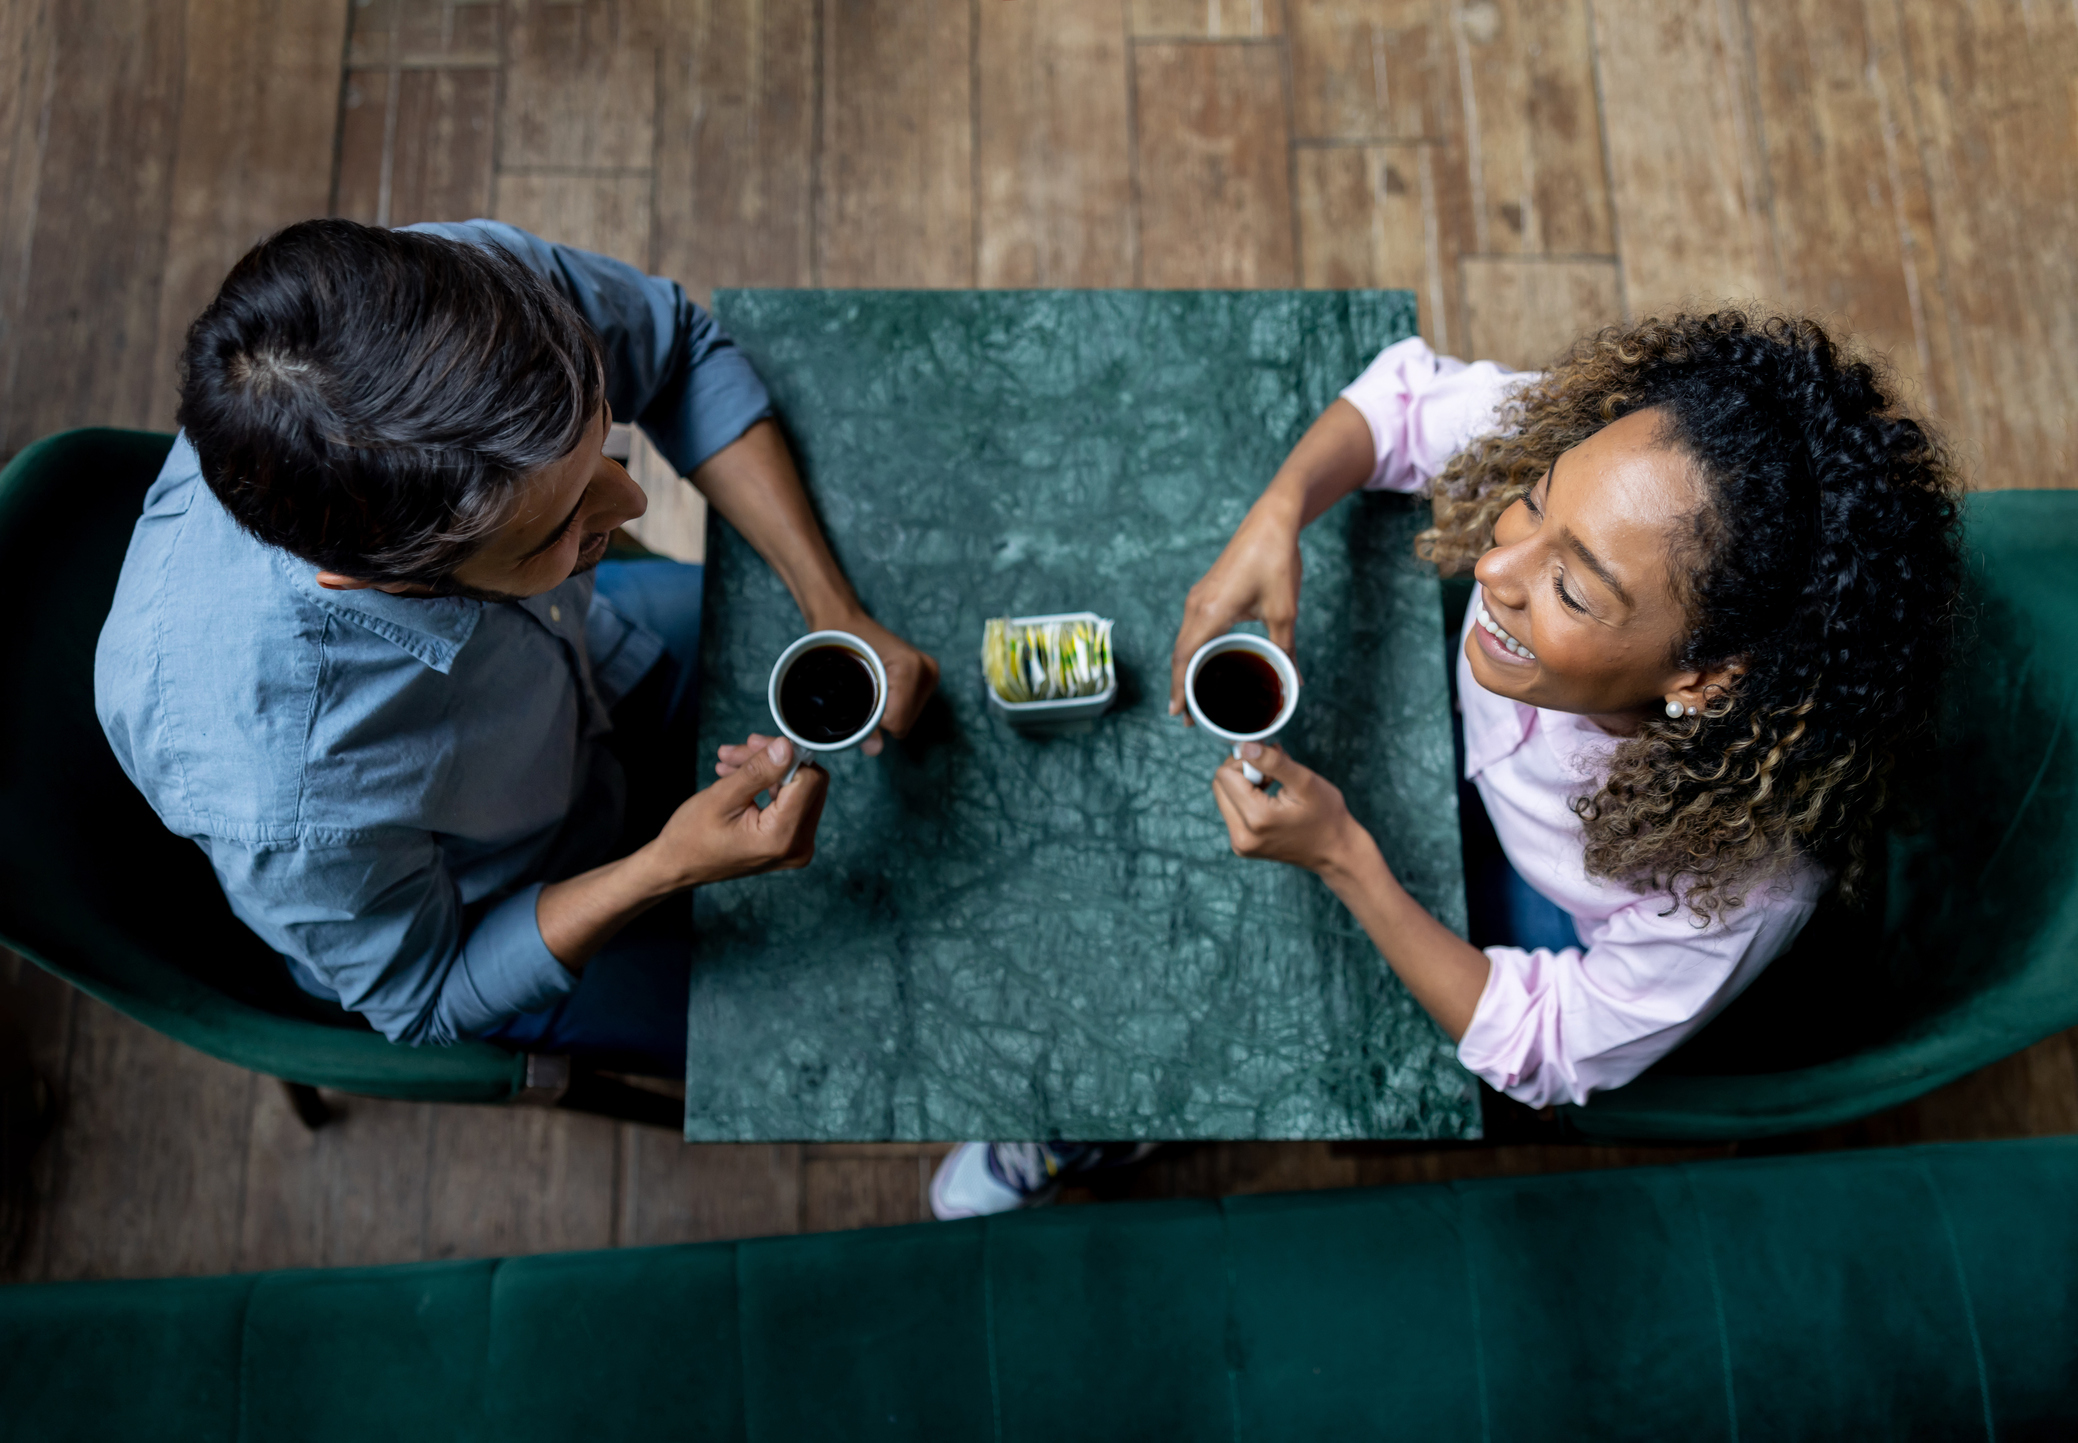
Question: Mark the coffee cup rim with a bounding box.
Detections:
[1184,633,1299,742]
[767,630,889,753]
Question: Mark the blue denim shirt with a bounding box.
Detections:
[93,221,770,1045]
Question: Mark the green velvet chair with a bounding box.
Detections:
[4,1135,2075,1440]
[1556,490,2078,1139]
[0,429,526,1105]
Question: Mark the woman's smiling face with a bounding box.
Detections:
[1467,405,1723,728]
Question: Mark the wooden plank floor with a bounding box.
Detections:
[2,0,2075,1281]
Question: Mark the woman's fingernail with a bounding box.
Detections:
[1240,742,1263,760]
[767,737,790,763]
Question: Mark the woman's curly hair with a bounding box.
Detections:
[1421,310,1964,921]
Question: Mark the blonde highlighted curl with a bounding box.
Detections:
[1418,310,1964,922]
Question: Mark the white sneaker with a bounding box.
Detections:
[929,1142,1030,1219]
[928,1141,1161,1221]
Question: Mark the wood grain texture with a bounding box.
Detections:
[1461,254,1621,368]
[976,0,1135,287]
[4,0,185,448]
[1288,0,1451,140]
[1741,0,1943,421]
[155,0,351,429]
[335,68,497,226]
[0,952,73,1283]
[1452,0,1611,253]
[799,1145,933,1231]
[1129,0,1282,38]
[0,0,57,461]
[422,1106,618,1259]
[32,999,253,1281]
[1117,1141,1362,1201]
[493,172,654,267]
[653,0,816,299]
[1296,141,1466,350]
[1133,41,1296,287]
[618,1136,801,1245]
[818,0,974,287]
[348,0,502,68]
[238,1090,436,1271]
[1891,0,2078,488]
[499,0,662,170]
[1590,0,1775,316]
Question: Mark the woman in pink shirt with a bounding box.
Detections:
[930,311,1962,1220]
[1176,312,1963,1111]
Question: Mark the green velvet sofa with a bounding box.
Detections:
[4,1136,2074,1440]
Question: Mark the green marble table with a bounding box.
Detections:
[687,289,1477,1142]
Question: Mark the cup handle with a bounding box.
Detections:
[780,754,806,788]
[1232,743,1264,786]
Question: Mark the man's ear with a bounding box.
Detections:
[313,571,375,591]
[314,571,425,596]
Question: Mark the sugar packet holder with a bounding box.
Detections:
[982,612,1117,725]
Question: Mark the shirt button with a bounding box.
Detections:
[549,605,562,623]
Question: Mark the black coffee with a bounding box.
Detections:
[779,644,878,743]
[1193,649,1284,734]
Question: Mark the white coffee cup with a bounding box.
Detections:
[1183,633,1300,785]
[766,630,888,785]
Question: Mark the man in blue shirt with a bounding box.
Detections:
[95,219,938,1074]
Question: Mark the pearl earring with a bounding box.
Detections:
[1664,699,1683,718]
[1686,705,1699,717]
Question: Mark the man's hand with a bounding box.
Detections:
[536,735,828,970]
[1169,505,1304,720]
[651,735,827,888]
[688,421,940,756]
[1209,742,1372,878]
[805,608,939,756]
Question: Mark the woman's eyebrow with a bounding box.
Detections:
[517,494,586,561]
[1561,527,1632,607]
[1541,454,1633,606]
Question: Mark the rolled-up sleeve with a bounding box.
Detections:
[1338,336,1532,494]
[209,829,574,1047]
[1457,886,1819,1109]
[405,219,772,476]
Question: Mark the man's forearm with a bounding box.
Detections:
[535,847,680,973]
[690,418,858,625]
[1318,831,1491,1040]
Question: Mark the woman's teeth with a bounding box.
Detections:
[1478,604,1536,661]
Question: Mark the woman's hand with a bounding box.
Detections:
[1212,741,1489,1038]
[1167,397,1378,719]
[1168,501,1305,719]
[1210,742,1373,878]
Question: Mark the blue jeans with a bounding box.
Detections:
[480,557,705,1076]
[1455,710,1583,955]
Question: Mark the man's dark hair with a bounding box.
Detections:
[177,219,606,585]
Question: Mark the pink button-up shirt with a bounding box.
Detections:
[1339,338,1825,1108]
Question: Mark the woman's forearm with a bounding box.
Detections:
[1253,397,1379,533]
[1317,828,1491,1040]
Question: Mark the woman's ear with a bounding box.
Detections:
[1663,658,1747,717]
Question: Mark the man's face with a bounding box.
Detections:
[314,406,649,601]
[444,406,648,599]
